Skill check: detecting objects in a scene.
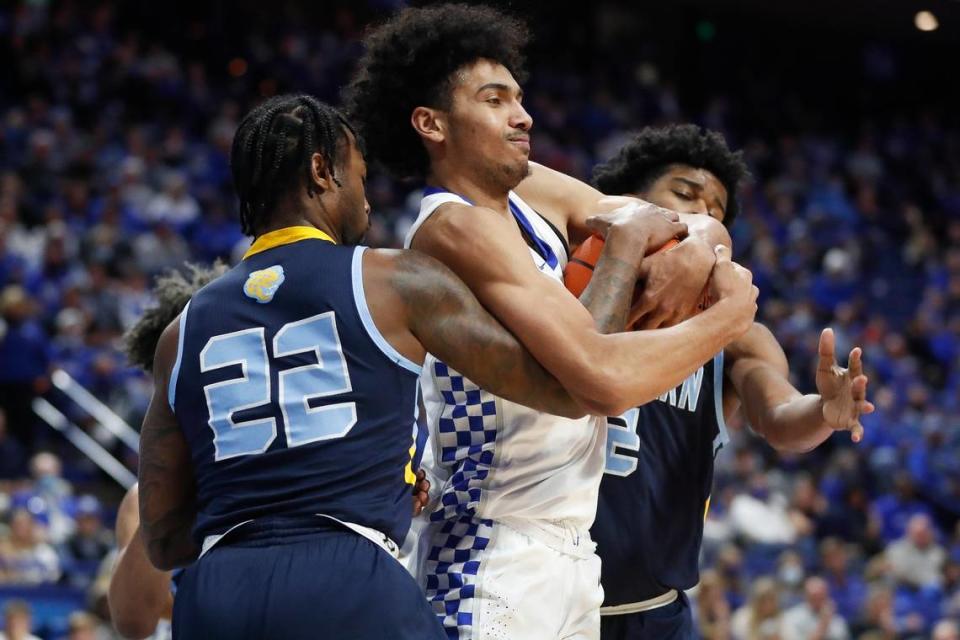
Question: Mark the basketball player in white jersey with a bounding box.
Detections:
[345,5,759,638]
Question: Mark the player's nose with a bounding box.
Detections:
[511,102,533,132]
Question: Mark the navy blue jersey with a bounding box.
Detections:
[592,353,728,607]
[168,230,421,546]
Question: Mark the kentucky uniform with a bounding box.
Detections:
[168,227,444,639]
[405,190,607,640]
[593,353,728,640]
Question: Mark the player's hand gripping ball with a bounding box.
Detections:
[565,236,709,328]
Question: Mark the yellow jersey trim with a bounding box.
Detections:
[243,226,336,260]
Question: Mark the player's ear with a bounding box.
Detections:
[310,152,335,192]
[411,106,446,144]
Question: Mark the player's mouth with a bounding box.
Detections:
[507,135,530,153]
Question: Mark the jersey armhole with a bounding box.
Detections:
[712,350,730,454]
[167,299,191,411]
[350,247,423,375]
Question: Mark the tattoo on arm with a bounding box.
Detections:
[393,252,585,419]
[579,253,638,334]
[138,324,200,571]
[138,400,199,570]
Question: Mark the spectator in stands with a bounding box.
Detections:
[0,508,61,584]
[0,408,28,480]
[887,513,946,589]
[696,569,733,640]
[25,452,73,545]
[731,577,784,640]
[849,586,904,639]
[64,611,105,640]
[819,538,867,622]
[65,495,112,564]
[0,600,40,640]
[781,576,850,640]
[0,285,50,448]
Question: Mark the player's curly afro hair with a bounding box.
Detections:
[592,124,751,227]
[123,261,228,372]
[344,3,529,181]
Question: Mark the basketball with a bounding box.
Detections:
[564,236,680,298]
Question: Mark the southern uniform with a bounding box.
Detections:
[168,227,444,639]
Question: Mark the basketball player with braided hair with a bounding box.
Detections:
[135,92,633,639]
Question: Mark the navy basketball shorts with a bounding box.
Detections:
[599,592,696,640]
[173,526,445,639]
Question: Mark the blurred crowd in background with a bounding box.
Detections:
[0,1,957,638]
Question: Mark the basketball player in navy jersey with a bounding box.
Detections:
[346,6,759,639]
[526,124,874,639]
[135,94,645,639]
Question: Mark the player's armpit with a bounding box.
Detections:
[514,161,604,244]
[411,204,756,415]
[138,318,200,571]
[368,248,586,419]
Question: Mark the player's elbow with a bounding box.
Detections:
[573,370,638,417]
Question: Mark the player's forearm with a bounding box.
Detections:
[579,251,644,333]
[752,394,834,454]
[109,528,173,639]
[584,299,748,414]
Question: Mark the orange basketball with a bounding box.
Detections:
[564,236,679,298]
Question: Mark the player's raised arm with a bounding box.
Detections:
[361,248,586,418]
[108,484,173,639]
[724,325,875,453]
[138,318,199,571]
[411,202,758,416]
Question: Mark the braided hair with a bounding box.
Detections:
[231,94,355,236]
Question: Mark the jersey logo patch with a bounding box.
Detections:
[244,265,285,304]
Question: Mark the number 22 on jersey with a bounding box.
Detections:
[200,311,357,461]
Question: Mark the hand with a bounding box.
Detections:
[585,200,688,270]
[707,245,758,338]
[816,328,875,443]
[411,469,431,516]
[629,236,716,329]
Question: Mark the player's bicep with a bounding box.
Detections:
[412,207,600,377]
[396,252,584,418]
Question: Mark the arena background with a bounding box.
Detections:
[0,0,958,637]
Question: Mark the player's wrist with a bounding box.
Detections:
[603,228,650,272]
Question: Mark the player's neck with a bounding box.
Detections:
[258,207,342,244]
[428,167,510,215]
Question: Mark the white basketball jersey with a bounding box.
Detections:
[404,189,606,531]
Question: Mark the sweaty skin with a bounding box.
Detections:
[516,161,874,448]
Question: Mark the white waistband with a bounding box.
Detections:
[498,517,596,559]
[199,515,399,560]
[600,589,679,615]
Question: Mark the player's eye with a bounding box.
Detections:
[672,191,693,201]
[486,97,502,105]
